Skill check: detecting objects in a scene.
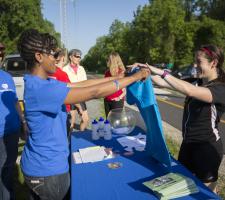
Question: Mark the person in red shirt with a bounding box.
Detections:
[50,49,69,81]
[49,48,76,133]
[104,52,126,117]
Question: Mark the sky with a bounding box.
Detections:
[41,0,149,56]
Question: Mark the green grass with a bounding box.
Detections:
[15,140,28,199]
[165,136,180,159]
[218,175,225,198]
[14,164,28,199]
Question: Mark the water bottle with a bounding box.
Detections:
[104,120,112,140]
[98,117,105,137]
[91,120,99,140]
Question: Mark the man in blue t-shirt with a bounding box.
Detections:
[0,69,25,200]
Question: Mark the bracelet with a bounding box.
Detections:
[113,80,120,91]
[161,70,170,79]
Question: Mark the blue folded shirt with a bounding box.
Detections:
[127,68,171,168]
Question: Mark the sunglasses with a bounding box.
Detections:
[73,55,81,59]
[42,49,59,59]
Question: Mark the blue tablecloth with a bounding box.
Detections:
[71,127,220,200]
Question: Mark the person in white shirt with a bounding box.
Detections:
[63,49,89,131]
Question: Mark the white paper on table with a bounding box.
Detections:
[136,133,146,140]
[117,133,146,151]
[135,146,145,151]
[72,152,82,164]
[117,136,136,147]
[79,146,108,163]
[124,146,134,152]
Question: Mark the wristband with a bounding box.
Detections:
[113,80,120,91]
[161,70,170,79]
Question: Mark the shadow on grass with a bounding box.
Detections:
[14,164,29,199]
[218,175,225,199]
[18,142,25,148]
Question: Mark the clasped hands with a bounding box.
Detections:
[126,62,155,81]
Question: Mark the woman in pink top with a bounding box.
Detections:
[104,52,126,117]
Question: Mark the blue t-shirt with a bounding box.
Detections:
[0,70,20,137]
[21,74,70,177]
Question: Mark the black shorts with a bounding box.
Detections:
[104,99,124,117]
[71,102,87,111]
[79,102,87,111]
[178,139,223,182]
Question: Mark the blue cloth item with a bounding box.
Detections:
[0,70,20,137]
[126,69,171,168]
[21,74,70,177]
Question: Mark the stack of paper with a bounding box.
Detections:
[143,173,199,199]
[73,146,113,164]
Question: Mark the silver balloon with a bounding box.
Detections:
[107,108,136,135]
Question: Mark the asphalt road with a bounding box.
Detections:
[155,90,225,154]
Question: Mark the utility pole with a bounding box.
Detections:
[59,0,67,47]
[59,0,76,48]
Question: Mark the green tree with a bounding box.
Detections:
[174,20,198,67]
[194,16,225,50]
[130,0,185,64]
[194,0,225,20]
[82,36,109,73]
[82,20,132,72]
[0,0,59,54]
[83,0,225,72]
[180,0,195,21]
